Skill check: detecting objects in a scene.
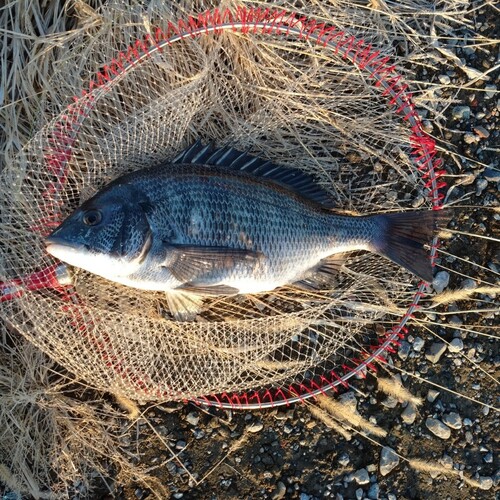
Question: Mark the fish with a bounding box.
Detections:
[45,141,448,320]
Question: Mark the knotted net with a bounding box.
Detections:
[0,1,445,406]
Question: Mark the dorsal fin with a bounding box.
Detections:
[172,140,336,209]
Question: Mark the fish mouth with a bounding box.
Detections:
[45,235,86,254]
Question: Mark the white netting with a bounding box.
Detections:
[0,1,443,405]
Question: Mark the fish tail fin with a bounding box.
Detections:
[370,210,450,282]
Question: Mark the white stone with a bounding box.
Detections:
[478,476,493,490]
[427,389,440,403]
[442,412,462,429]
[432,271,450,294]
[448,338,464,353]
[352,468,370,485]
[401,403,416,424]
[426,342,447,364]
[246,421,264,433]
[380,447,400,476]
[426,417,451,439]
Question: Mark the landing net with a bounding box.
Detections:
[0,3,445,407]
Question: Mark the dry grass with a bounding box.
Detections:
[431,286,500,306]
[1,0,498,497]
[316,394,387,438]
[308,404,352,440]
[376,377,423,406]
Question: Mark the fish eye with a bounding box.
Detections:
[82,209,102,226]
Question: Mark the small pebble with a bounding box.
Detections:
[413,337,425,352]
[478,476,493,490]
[476,178,488,195]
[452,105,470,120]
[426,342,447,364]
[483,453,493,464]
[438,74,451,85]
[422,120,433,133]
[427,389,440,403]
[426,417,451,439]
[432,271,450,293]
[493,469,500,486]
[473,126,490,139]
[338,452,350,466]
[380,446,400,476]
[442,412,462,429]
[484,84,496,99]
[186,412,200,426]
[339,391,357,410]
[448,338,464,353]
[401,403,416,424]
[411,195,425,208]
[483,167,500,182]
[353,468,370,485]
[461,278,477,290]
[382,396,398,409]
[441,454,453,469]
[175,440,186,450]
[300,493,311,500]
[272,481,287,500]
[398,341,411,361]
[355,488,364,500]
[246,421,264,433]
[386,190,398,202]
[464,132,479,144]
[367,483,380,499]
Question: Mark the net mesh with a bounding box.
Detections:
[0,1,445,405]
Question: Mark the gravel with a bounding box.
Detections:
[367,483,380,499]
[452,105,471,120]
[427,389,440,403]
[483,166,500,182]
[432,271,450,294]
[246,421,264,433]
[448,338,464,352]
[478,476,493,490]
[442,412,463,429]
[426,418,452,439]
[425,342,447,364]
[401,403,417,424]
[379,447,399,476]
[351,468,370,485]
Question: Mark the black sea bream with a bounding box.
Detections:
[46,142,446,320]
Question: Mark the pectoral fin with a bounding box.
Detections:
[176,283,240,296]
[163,244,263,284]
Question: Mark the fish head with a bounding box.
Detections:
[45,184,152,279]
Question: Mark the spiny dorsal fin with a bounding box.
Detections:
[173,140,336,209]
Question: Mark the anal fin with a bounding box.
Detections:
[293,253,346,290]
[165,291,204,322]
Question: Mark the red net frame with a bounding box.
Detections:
[1,7,446,409]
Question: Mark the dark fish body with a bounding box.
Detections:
[46,142,445,319]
